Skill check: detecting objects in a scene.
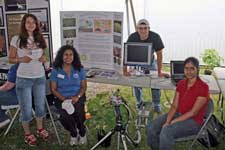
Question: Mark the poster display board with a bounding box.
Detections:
[0,0,52,64]
[60,11,123,70]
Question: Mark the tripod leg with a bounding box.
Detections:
[117,132,120,150]
[121,134,128,150]
[90,130,114,150]
[124,132,139,146]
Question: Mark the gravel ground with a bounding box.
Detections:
[86,82,120,99]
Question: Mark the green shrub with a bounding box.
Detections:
[201,49,224,70]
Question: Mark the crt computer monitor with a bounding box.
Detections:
[170,60,185,76]
[123,42,153,66]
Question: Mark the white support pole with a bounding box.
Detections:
[125,0,130,35]
[125,0,136,36]
[129,0,136,29]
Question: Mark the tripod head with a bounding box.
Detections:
[109,89,127,106]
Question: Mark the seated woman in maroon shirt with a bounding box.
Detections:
[147,57,209,150]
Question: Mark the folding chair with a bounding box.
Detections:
[1,104,20,136]
[175,99,214,150]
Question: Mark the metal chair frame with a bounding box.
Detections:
[175,99,214,150]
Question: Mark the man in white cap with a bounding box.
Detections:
[125,19,168,112]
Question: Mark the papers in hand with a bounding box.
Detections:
[62,99,75,114]
[27,49,43,60]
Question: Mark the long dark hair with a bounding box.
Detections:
[53,45,83,71]
[19,13,46,49]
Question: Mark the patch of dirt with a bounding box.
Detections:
[86,82,120,99]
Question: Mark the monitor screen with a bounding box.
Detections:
[124,42,152,66]
[170,61,184,75]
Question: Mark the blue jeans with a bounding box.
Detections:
[147,112,201,150]
[0,90,18,121]
[133,60,160,108]
[16,76,46,122]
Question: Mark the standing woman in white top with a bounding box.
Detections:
[8,14,49,146]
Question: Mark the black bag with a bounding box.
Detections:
[198,114,225,148]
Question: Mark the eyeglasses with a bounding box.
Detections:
[138,27,148,30]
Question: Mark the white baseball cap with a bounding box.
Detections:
[137,19,150,26]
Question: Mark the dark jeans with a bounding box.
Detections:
[55,95,86,137]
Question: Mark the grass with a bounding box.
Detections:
[0,75,225,149]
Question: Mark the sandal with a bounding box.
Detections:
[24,134,37,146]
[37,128,49,140]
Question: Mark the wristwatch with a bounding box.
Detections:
[78,94,81,98]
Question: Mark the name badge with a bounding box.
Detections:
[73,73,79,78]
[57,74,65,79]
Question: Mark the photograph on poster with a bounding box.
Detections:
[5,0,26,11]
[113,35,121,44]
[27,0,48,9]
[43,34,51,62]
[113,45,122,65]
[63,18,76,27]
[94,19,112,33]
[29,8,49,33]
[0,29,6,57]
[79,19,93,32]
[6,13,25,45]
[113,56,121,65]
[63,29,76,38]
[66,39,74,46]
[113,20,122,33]
[0,6,4,27]
[113,46,121,57]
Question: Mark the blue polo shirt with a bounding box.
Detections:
[50,67,86,97]
[7,64,19,95]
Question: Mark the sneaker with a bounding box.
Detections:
[0,118,10,128]
[70,136,78,146]
[79,135,87,145]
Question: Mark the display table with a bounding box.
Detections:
[87,69,220,94]
[0,66,221,94]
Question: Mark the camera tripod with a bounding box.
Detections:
[90,91,139,150]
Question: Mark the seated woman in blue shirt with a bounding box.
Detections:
[50,45,87,145]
